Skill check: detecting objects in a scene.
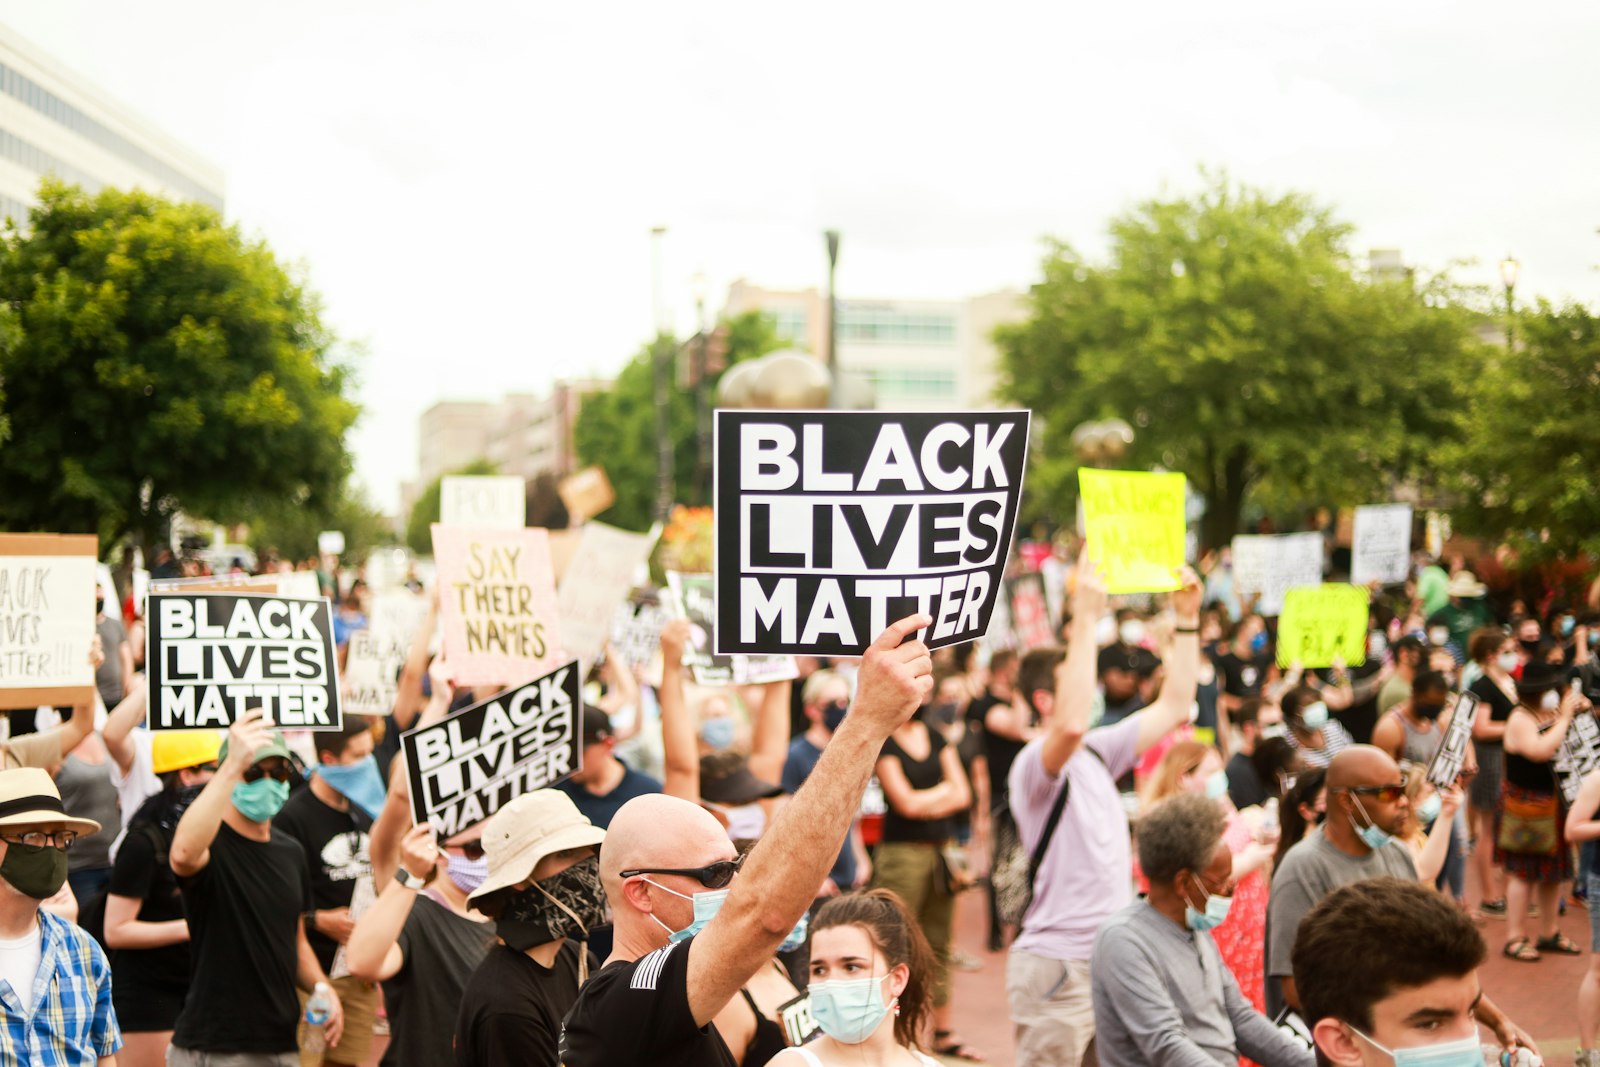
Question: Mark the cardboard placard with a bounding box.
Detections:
[150,572,322,600]
[342,592,429,715]
[1427,689,1479,789]
[1350,504,1413,586]
[714,410,1029,656]
[0,533,97,710]
[1232,532,1324,616]
[433,525,561,686]
[440,476,527,529]
[609,596,671,672]
[558,466,616,524]
[1275,584,1369,670]
[1555,711,1600,805]
[557,522,656,671]
[318,531,346,557]
[146,593,342,730]
[1077,469,1186,594]
[668,571,797,686]
[1006,572,1055,650]
[401,660,582,836]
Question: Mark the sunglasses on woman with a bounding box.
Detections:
[620,850,749,890]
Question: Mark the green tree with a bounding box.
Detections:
[404,458,499,555]
[0,181,357,560]
[1444,301,1600,560]
[997,175,1485,547]
[248,483,395,563]
[574,310,782,531]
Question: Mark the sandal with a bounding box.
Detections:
[934,1031,987,1062]
[1502,937,1541,962]
[1535,933,1583,955]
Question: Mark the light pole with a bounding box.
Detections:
[824,230,840,406]
[690,271,711,503]
[1499,254,1519,355]
[651,227,674,523]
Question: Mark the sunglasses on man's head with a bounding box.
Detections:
[243,760,292,783]
[620,849,748,890]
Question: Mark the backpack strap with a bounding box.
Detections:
[1025,744,1107,899]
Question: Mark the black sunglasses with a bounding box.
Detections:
[243,760,293,784]
[620,850,748,890]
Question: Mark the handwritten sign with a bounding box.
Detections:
[610,596,671,672]
[402,659,581,836]
[1555,712,1600,805]
[1232,533,1324,616]
[1275,584,1369,670]
[557,522,656,671]
[1351,504,1412,586]
[0,534,97,710]
[715,410,1029,655]
[1077,469,1185,594]
[432,526,561,686]
[440,476,526,529]
[147,593,341,730]
[342,592,428,715]
[1427,689,1480,789]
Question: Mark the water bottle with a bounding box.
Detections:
[304,981,333,1053]
[1485,1045,1542,1067]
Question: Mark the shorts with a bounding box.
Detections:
[1006,949,1095,1067]
[114,980,187,1032]
[297,975,378,1066]
[168,1049,298,1067]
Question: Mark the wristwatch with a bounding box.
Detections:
[394,867,429,891]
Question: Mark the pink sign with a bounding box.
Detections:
[432,525,561,686]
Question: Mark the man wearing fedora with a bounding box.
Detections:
[169,709,344,1067]
[453,789,606,1067]
[0,766,121,1064]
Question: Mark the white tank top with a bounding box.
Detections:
[788,1047,940,1067]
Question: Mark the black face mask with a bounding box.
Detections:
[496,855,607,954]
[1519,638,1542,655]
[1414,701,1446,721]
[822,701,848,733]
[0,841,68,900]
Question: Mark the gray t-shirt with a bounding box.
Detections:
[1093,900,1314,1067]
[95,614,127,709]
[1265,827,1417,1017]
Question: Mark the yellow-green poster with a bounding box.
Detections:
[1077,469,1185,594]
[1276,584,1370,669]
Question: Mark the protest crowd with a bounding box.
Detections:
[5,429,1600,1067]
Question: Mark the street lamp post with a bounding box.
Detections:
[1499,254,1519,355]
[690,272,711,503]
[825,230,840,407]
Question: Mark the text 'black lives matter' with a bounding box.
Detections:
[714,410,1030,656]
[401,659,582,837]
[146,593,342,731]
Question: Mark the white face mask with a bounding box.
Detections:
[1095,616,1118,648]
[1497,651,1521,673]
[1429,627,1450,647]
[1119,619,1146,647]
[1541,689,1561,712]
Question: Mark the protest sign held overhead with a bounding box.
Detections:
[1077,469,1185,594]
[147,593,341,730]
[440,475,527,529]
[1231,532,1324,616]
[1426,689,1479,789]
[0,533,97,710]
[1350,504,1413,586]
[151,571,322,600]
[714,409,1029,656]
[1275,584,1369,670]
[1555,707,1600,805]
[669,571,796,686]
[1006,572,1055,650]
[558,465,616,524]
[432,525,561,687]
[610,595,671,673]
[343,591,429,715]
[557,521,656,670]
[402,659,582,836]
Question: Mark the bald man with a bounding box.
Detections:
[558,614,934,1066]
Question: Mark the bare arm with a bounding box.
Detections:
[875,744,968,821]
[171,711,273,877]
[599,650,644,743]
[101,680,149,777]
[746,680,792,787]
[369,759,413,889]
[1566,769,1600,843]
[1504,703,1576,763]
[1413,787,1462,883]
[1040,557,1108,777]
[117,641,134,701]
[684,614,932,1028]
[1370,715,1404,763]
[1134,568,1203,756]
[104,894,188,950]
[984,702,1034,743]
[658,620,698,802]
[349,824,437,982]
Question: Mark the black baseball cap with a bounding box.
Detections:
[581,707,613,746]
[699,751,783,805]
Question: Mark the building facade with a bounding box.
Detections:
[0,21,224,221]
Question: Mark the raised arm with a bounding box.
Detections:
[684,613,932,1027]
[1039,555,1107,776]
[658,620,699,802]
[1135,567,1203,756]
[171,711,273,877]
[598,649,644,743]
[746,679,792,787]
[102,680,149,777]
[349,824,437,982]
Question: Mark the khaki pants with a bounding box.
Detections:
[870,840,954,1006]
[168,1050,297,1067]
[1006,949,1096,1067]
[297,975,378,1067]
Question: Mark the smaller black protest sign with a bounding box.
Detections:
[1555,710,1600,805]
[715,409,1029,656]
[402,660,582,836]
[1426,690,1479,789]
[147,593,341,731]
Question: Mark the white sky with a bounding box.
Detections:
[1,1,1595,513]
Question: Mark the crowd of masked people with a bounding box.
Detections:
[5,544,1600,1067]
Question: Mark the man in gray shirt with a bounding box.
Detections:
[1093,793,1312,1067]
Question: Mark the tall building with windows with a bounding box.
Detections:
[723,281,1025,411]
[0,21,224,222]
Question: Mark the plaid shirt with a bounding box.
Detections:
[0,909,121,1065]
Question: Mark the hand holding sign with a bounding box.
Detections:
[225,708,277,775]
[848,614,935,739]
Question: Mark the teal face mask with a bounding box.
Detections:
[1349,795,1395,850]
[232,777,290,822]
[809,973,896,1044]
[1301,702,1330,729]
[1182,875,1233,932]
[1203,769,1229,801]
[645,881,728,944]
[1418,792,1442,824]
[1349,1024,1483,1067]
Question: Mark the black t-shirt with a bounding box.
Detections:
[1469,676,1518,730]
[172,822,312,1053]
[1225,751,1269,810]
[1318,659,1384,746]
[1217,651,1273,697]
[880,728,953,843]
[455,940,588,1067]
[559,936,737,1067]
[273,786,374,972]
[107,822,190,994]
[380,894,496,1067]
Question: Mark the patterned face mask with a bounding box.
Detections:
[495,855,607,974]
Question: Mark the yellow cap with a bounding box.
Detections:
[151,730,224,775]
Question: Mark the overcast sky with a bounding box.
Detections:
[1,1,1595,513]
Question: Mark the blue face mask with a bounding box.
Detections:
[700,717,737,751]
[1349,1024,1483,1067]
[1204,769,1229,801]
[1250,631,1269,654]
[1349,795,1395,850]
[646,882,728,944]
[1418,792,1442,824]
[778,912,809,954]
[232,777,290,823]
[448,852,488,894]
[316,754,387,819]
[1183,875,1233,932]
[809,973,896,1044]
[1301,702,1330,730]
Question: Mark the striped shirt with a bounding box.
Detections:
[1287,719,1354,769]
[0,909,121,1066]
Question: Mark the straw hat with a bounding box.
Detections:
[466,790,604,907]
[1445,571,1487,598]
[0,768,102,835]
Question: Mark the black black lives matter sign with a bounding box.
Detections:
[147,593,341,730]
[401,659,581,837]
[714,410,1030,656]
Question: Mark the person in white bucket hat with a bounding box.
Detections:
[453,789,605,1067]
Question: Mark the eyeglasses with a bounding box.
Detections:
[1343,780,1408,804]
[1,831,78,850]
[620,850,748,890]
[242,761,292,783]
